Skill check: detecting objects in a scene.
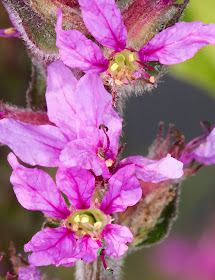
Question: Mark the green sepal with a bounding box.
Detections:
[136,188,179,247]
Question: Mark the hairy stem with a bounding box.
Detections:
[75,256,125,280]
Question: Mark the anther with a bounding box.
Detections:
[74,215,80,223]
[72,223,79,232]
[115,79,124,86]
[106,267,114,275]
[81,215,89,224]
[4,27,16,35]
[94,222,102,229]
[97,147,107,160]
[81,230,87,236]
[129,53,135,62]
[97,247,105,256]
[105,159,113,167]
[154,65,162,72]
[91,235,99,241]
[99,124,108,132]
[111,63,119,72]
[149,76,155,83]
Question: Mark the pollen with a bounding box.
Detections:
[72,223,79,232]
[91,235,99,240]
[150,76,155,83]
[81,215,89,224]
[105,159,113,167]
[97,147,107,160]
[111,63,119,72]
[74,215,80,223]
[94,221,102,229]
[115,79,124,86]
[4,27,16,35]
[129,53,135,62]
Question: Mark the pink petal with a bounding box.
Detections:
[56,166,95,209]
[139,21,215,65]
[24,227,76,267]
[192,128,215,165]
[79,0,127,51]
[8,153,69,219]
[0,118,68,167]
[60,138,111,177]
[75,236,99,263]
[18,265,41,280]
[103,224,133,258]
[61,236,99,265]
[119,154,184,183]
[75,74,122,156]
[100,165,142,214]
[56,8,109,73]
[0,27,19,37]
[46,61,78,141]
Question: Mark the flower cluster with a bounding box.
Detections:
[1,0,215,277]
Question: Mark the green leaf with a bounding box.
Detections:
[168,0,215,97]
[136,188,178,247]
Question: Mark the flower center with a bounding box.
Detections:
[65,208,108,238]
[108,49,156,86]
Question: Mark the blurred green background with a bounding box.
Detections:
[0,0,215,279]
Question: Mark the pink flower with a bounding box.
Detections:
[56,0,215,86]
[0,61,183,181]
[179,127,215,166]
[189,127,215,165]
[0,60,122,178]
[8,152,141,267]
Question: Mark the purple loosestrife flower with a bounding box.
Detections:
[0,60,122,178]
[0,61,183,181]
[8,153,141,267]
[151,123,215,177]
[180,127,215,166]
[56,0,215,87]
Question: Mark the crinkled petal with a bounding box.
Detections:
[79,0,127,51]
[56,166,95,209]
[56,8,109,73]
[60,138,111,178]
[119,154,183,183]
[100,165,142,214]
[139,21,215,65]
[0,27,19,37]
[61,236,99,265]
[75,73,122,156]
[8,153,69,219]
[46,61,78,141]
[103,224,133,258]
[24,227,76,267]
[0,118,68,167]
[76,236,99,263]
[191,128,215,165]
[18,265,41,280]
